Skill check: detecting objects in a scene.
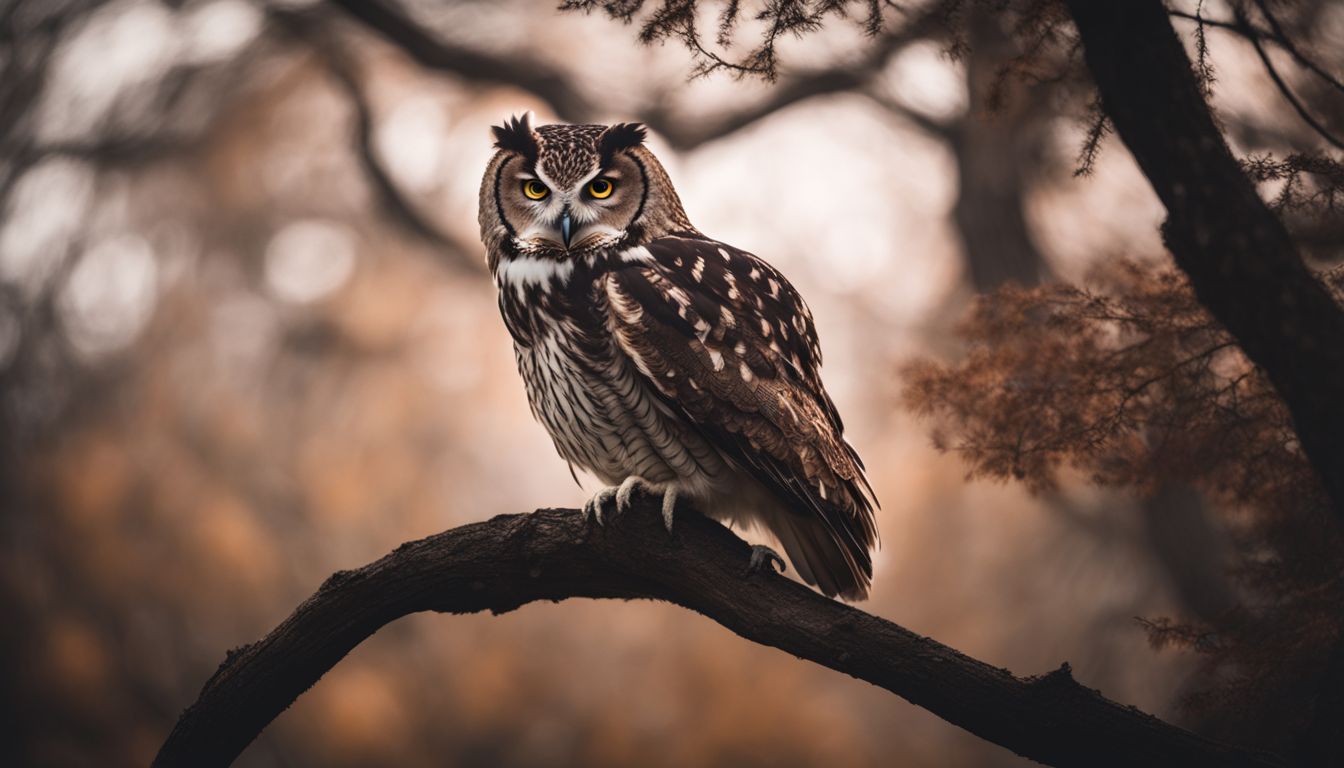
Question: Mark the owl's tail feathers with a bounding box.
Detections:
[770,512,872,601]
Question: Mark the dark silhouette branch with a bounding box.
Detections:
[860,88,957,142]
[1168,9,1270,38]
[324,52,459,248]
[1249,0,1344,99]
[640,65,875,151]
[268,8,483,271]
[649,32,953,150]
[324,0,595,122]
[649,62,923,151]
[1234,7,1344,152]
[1064,0,1344,525]
[645,5,954,150]
[155,500,1286,768]
[1169,6,1344,102]
[320,0,951,152]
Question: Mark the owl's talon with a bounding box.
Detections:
[615,475,650,516]
[747,544,787,575]
[583,486,618,525]
[660,487,677,533]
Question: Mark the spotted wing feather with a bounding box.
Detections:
[605,235,878,596]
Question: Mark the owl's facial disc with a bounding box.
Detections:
[510,157,642,253]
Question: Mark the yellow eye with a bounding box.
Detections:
[522,180,549,200]
[587,178,614,199]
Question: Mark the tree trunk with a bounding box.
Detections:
[1063,0,1344,524]
[1064,2,1344,761]
[952,9,1050,291]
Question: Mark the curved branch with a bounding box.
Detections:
[1169,6,1344,101]
[648,18,956,151]
[643,5,954,150]
[320,0,953,153]
[1250,0,1344,99]
[324,0,594,122]
[268,7,483,271]
[1234,5,1344,152]
[154,500,1285,768]
[645,67,869,150]
[1168,9,1269,38]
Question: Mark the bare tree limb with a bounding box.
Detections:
[1169,6,1344,101]
[322,50,460,247]
[1168,9,1270,38]
[324,53,484,272]
[644,15,954,150]
[1233,5,1344,152]
[323,0,595,122]
[267,8,483,271]
[860,88,957,141]
[155,500,1286,768]
[645,67,871,150]
[1250,0,1344,99]
[319,0,951,152]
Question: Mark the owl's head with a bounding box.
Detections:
[478,115,691,268]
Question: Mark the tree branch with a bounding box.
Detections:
[1169,5,1344,101]
[266,7,483,271]
[154,500,1285,768]
[860,88,957,142]
[1250,0,1344,99]
[1168,9,1269,38]
[1233,4,1344,152]
[323,0,595,122]
[644,67,871,150]
[321,0,953,152]
[644,15,954,150]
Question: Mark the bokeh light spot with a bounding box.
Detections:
[264,219,357,304]
[59,233,159,357]
[0,159,96,293]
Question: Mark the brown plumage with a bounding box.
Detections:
[478,115,879,599]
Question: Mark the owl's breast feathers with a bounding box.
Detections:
[603,235,879,597]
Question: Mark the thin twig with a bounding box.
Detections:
[1235,5,1344,152]
[1250,0,1344,99]
[1168,9,1268,38]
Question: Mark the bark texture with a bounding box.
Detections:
[155,501,1285,768]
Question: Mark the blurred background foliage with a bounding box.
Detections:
[1,0,1341,766]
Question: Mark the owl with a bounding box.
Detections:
[478,115,879,599]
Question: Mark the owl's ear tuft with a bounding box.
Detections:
[491,114,539,161]
[597,122,647,163]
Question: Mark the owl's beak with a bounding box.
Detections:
[559,208,574,248]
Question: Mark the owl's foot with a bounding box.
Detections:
[746,544,787,575]
[583,476,678,533]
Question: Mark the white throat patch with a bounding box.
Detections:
[495,255,575,293]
